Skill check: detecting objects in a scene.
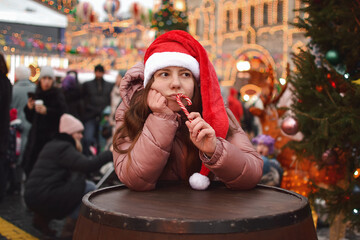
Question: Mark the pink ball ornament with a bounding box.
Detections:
[321,149,338,165]
[281,117,299,135]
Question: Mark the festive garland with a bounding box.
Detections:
[38,0,77,14]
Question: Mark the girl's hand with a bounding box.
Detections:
[35,104,47,115]
[185,112,216,157]
[147,89,173,115]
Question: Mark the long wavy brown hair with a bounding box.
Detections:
[112,75,236,178]
[113,76,206,178]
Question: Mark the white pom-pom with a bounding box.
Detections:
[189,173,210,190]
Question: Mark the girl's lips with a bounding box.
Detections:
[168,94,182,100]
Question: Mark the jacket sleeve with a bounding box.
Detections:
[24,104,35,123]
[200,109,263,190]
[113,103,179,191]
[59,145,113,172]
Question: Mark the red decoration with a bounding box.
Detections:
[281,117,299,135]
[316,85,323,92]
[321,149,338,165]
[309,163,345,186]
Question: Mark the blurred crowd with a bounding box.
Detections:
[0,52,121,239]
[0,46,284,238]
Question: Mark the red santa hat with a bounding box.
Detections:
[144,30,229,190]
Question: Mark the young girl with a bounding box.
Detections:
[113,30,263,191]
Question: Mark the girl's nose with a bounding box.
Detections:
[170,75,181,87]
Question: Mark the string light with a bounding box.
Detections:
[279,77,286,85]
[39,0,75,14]
[354,168,360,179]
[236,60,250,71]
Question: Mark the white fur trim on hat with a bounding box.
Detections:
[144,52,200,86]
[59,114,84,135]
[189,172,210,190]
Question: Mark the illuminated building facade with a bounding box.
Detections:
[33,0,78,14]
[0,0,68,82]
[186,0,307,90]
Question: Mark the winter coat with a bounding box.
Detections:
[113,63,263,191]
[11,79,36,164]
[0,73,12,159]
[24,133,113,219]
[22,86,67,176]
[81,78,114,122]
[63,85,84,121]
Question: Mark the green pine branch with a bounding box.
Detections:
[289,0,360,229]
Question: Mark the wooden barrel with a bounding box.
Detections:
[74,182,318,240]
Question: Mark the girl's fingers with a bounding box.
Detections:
[187,112,201,120]
[192,121,206,138]
[195,128,213,142]
[186,117,211,139]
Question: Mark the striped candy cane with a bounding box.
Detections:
[176,93,192,121]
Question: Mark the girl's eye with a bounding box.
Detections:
[182,72,192,77]
[159,72,169,77]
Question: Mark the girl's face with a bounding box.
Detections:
[151,66,195,112]
[71,131,83,141]
[40,76,54,91]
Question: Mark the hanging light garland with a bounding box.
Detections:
[39,0,75,14]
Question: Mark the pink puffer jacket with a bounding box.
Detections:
[113,62,263,191]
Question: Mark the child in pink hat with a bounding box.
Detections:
[24,114,113,238]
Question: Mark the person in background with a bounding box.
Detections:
[0,52,12,202]
[112,30,263,191]
[228,87,243,123]
[252,134,283,187]
[61,72,84,120]
[22,66,67,177]
[24,114,113,239]
[109,70,125,127]
[99,106,112,152]
[82,64,113,155]
[5,108,22,195]
[11,66,36,179]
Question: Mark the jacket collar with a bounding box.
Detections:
[54,133,76,147]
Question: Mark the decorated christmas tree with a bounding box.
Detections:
[288,0,360,236]
[151,0,188,36]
